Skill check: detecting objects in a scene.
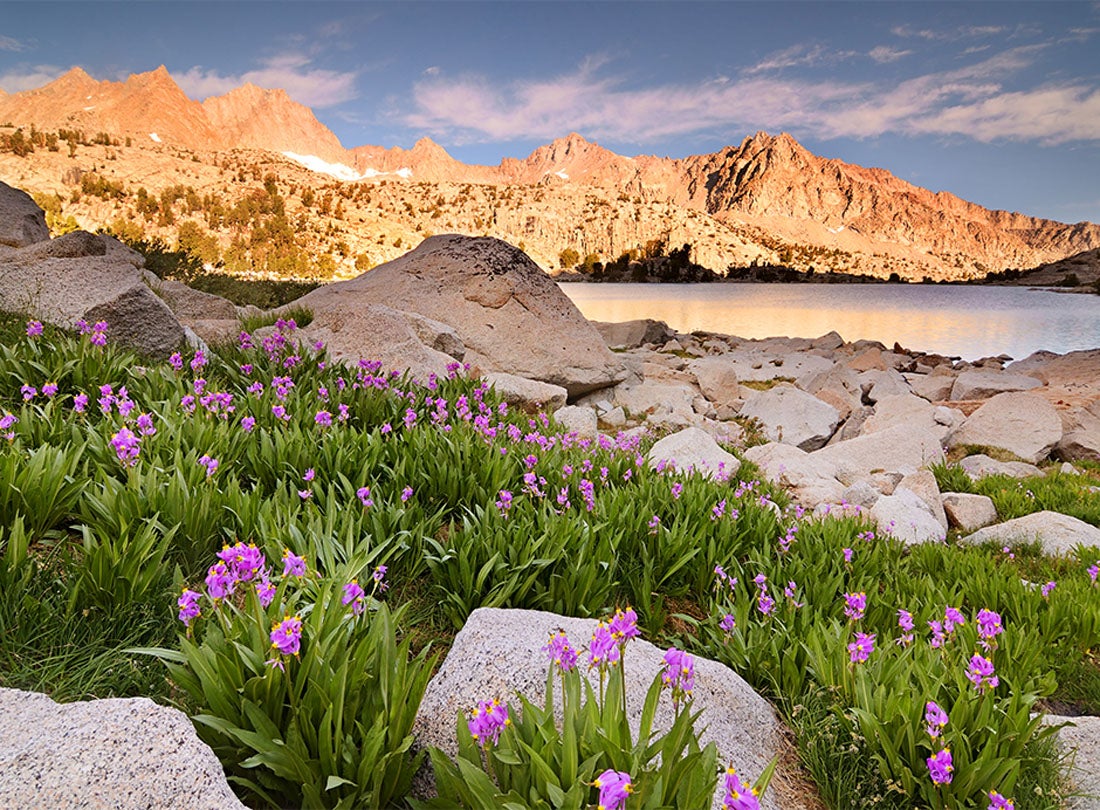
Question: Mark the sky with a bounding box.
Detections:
[2,1,1099,224]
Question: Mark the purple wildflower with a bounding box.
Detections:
[966,654,999,691]
[314,410,332,427]
[927,749,953,785]
[467,699,510,746]
[495,489,513,515]
[662,647,695,706]
[977,609,1004,650]
[848,632,875,664]
[204,562,234,600]
[241,416,256,433]
[925,701,949,738]
[722,768,761,810]
[177,589,201,627]
[357,486,373,507]
[342,580,366,615]
[988,791,1015,810]
[270,615,302,657]
[256,577,276,608]
[544,630,578,673]
[168,352,183,372]
[282,549,306,578]
[897,609,915,647]
[843,592,867,622]
[720,614,737,633]
[197,455,218,477]
[588,622,621,669]
[42,382,58,398]
[1042,580,1057,598]
[73,393,88,413]
[26,320,43,337]
[401,486,413,502]
[593,770,633,810]
[110,427,141,466]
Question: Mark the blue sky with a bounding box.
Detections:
[2,2,1099,224]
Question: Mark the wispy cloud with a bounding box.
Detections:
[891,24,1006,42]
[869,46,912,64]
[0,35,28,52]
[0,64,65,93]
[745,44,856,74]
[403,45,1100,146]
[175,53,358,107]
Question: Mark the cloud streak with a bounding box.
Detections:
[404,45,1100,147]
[0,35,28,52]
[175,54,358,108]
[0,64,65,93]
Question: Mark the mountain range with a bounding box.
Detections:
[1,65,1098,281]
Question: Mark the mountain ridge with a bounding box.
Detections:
[1,65,1098,281]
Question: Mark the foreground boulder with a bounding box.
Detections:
[960,511,1100,556]
[0,688,243,809]
[739,384,840,451]
[0,226,186,358]
[292,235,627,397]
[0,182,49,248]
[870,488,946,545]
[948,392,1063,464]
[647,426,741,479]
[1046,714,1100,810]
[413,608,815,810]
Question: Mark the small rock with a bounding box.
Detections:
[647,426,740,479]
[897,470,948,531]
[599,406,627,428]
[553,405,598,439]
[941,493,998,531]
[949,370,1043,401]
[482,372,568,413]
[870,488,946,545]
[960,511,1100,555]
[958,454,1044,480]
[739,384,840,451]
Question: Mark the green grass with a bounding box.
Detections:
[239,304,314,333]
[740,377,796,391]
[0,316,1090,809]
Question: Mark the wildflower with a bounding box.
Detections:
[925,701,949,738]
[270,615,303,657]
[205,562,234,600]
[588,622,621,669]
[1002,545,1015,561]
[403,408,417,429]
[73,393,88,413]
[467,699,510,746]
[943,606,965,634]
[897,607,915,647]
[177,589,201,627]
[241,416,256,433]
[712,499,727,520]
[21,384,37,401]
[197,455,218,477]
[843,547,853,564]
[42,382,58,398]
[135,412,156,436]
[648,514,661,532]
[720,614,737,633]
[753,573,767,588]
[168,352,183,371]
[372,564,387,585]
[608,607,639,644]
[843,592,867,622]
[927,748,953,785]
[190,349,207,371]
[314,410,332,428]
[757,590,775,617]
[783,581,804,608]
[1041,580,1057,598]
[26,320,43,337]
[240,363,254,375]
[848,632,875,664]
[298,489,312,500]
[544,630,578,673]
[593,769,632,810]
[89,321,108,346]
[977,609,1004,650]
[216,541,265,582]
[357,486,373,507]
[181,395,196,414]
[282,549,306,578]
[671,482,683,499]
[271,404,289,421]
[401,485,414,502]
[303,468,315,483]
[1090,563,1099,585]
[722,768,761,810]
[110,427,141,466]
[662,647,695,705]
[988,791,1015,810]
[342,580,366,615]
[966,654,999,691]
[255,577,276,608]
[0,412,16,440]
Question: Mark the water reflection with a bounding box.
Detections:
[560,283,1100,360]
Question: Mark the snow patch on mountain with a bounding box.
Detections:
[149,132,161,143]
[283,152,362,181]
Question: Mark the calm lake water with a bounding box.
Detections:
[560,283,1100,361]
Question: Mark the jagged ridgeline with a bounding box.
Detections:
[1,66,1099,282]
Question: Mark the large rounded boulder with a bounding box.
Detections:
[293,235,627,397]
